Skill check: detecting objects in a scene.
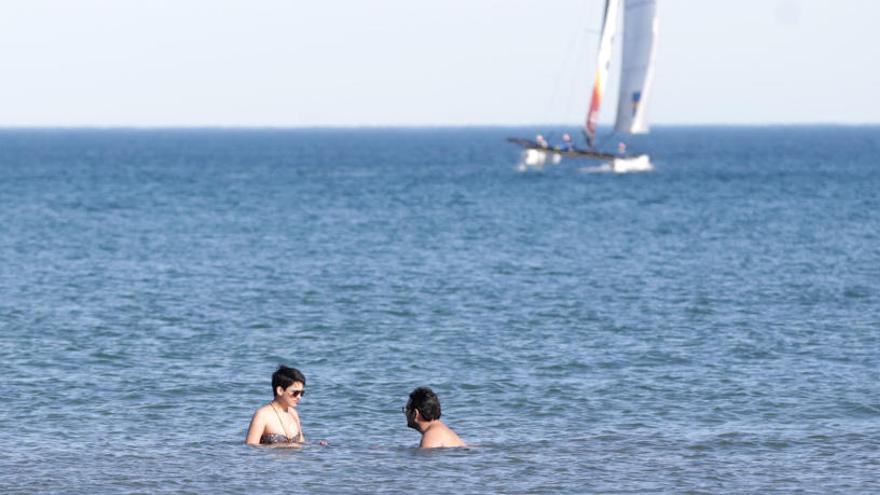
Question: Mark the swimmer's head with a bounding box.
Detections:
[272,365,306,397]
[407,386,442,421]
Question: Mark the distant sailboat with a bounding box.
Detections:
[510,0,658,172]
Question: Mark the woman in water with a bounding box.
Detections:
[246,365,308,446]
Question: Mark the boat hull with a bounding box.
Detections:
[509,137,652,172]
[612,154,652,172]
[517,148,563,170]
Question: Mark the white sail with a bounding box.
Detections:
[585,0,621,148]
[614,0,658,134]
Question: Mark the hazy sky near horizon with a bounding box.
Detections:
[0,0,877,127]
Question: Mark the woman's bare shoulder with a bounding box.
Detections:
[252,403,274,418]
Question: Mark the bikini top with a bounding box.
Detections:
[260,433,298,445]
[261,403,301,444]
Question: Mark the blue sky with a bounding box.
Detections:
[0,0,877,126]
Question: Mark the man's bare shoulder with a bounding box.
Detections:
[420,422,466,448]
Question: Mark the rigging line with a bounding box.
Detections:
[568,2,599,126]
[547,4,593,128]
[547,38,579,126]
[562,7,588,125]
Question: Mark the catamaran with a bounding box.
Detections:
[510,0,658,172]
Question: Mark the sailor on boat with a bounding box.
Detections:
[557,133,574,152]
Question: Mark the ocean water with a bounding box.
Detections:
[0,126,878,494]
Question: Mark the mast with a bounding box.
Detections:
[614,0,658,134]
[584,0,621,149]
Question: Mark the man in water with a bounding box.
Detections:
[403,387,466,448]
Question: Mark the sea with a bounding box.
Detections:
[0,126,878,494]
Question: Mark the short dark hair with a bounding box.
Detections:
[271,365,306,396]
[408,386,441,421]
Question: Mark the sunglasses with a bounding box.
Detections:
[289,389,305,398]
[401,406,412,414]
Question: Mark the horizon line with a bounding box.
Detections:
[0,122,878,130]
